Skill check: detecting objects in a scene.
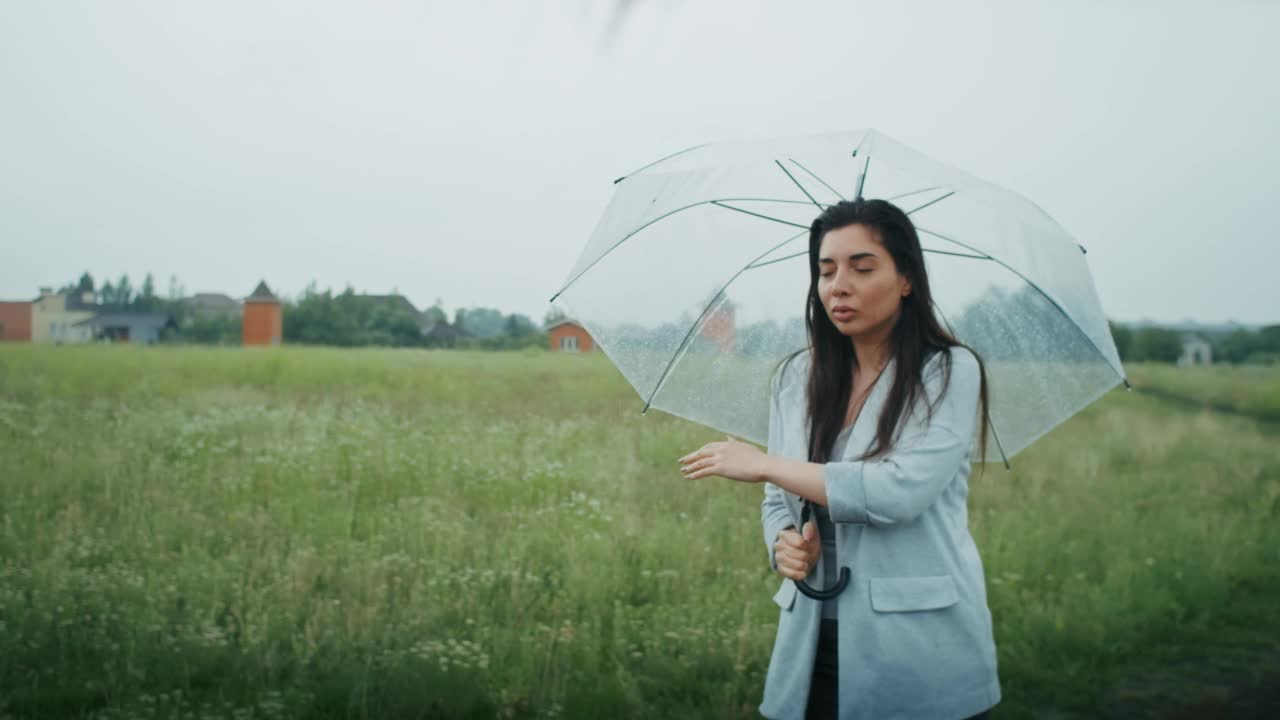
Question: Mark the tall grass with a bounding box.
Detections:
[0,346,1277,719]
[1127,361,1280,420]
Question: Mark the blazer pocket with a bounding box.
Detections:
[869,574,958,613]
[772,577,798,611]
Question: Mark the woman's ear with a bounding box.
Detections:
[900,276,912,298]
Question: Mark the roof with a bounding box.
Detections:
[424,321,466,339]
[31,290,98,311]
[545,318,584,332]
[186,293,239,311]
[245,281,279,303]
[64,294,98,311]
[74,313,176,329]
[361,294,422,319]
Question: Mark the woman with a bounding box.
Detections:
[678,198,1001,719]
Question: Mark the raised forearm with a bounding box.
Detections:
[759,455,829,507]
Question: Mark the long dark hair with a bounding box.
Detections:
[775,198,991,465]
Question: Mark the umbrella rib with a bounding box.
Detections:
[931,303,1011,469]
[745,250,807,270]
[711,201,811,230]
[854,152,872,200]
[746,245,989,271]
[788,159,847,202]
[916,225,1126,380]
[905,191,956,216]
[886,186,943,202]
[775,160,824,209]
[612,142,709,184]
[550,197,818,302]
[641,230,810,414]
[920,247,989,260]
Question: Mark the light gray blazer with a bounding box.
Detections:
[758,346,1001,720]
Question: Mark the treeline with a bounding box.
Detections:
[57,271,175,311]
[55,272,1277,361]
[1110,322,1280,364]
[280,285,547,350]
[55,272,552,350]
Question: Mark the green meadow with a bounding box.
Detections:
[1,346,1277,719]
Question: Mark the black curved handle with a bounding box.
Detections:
[793,500,850,600]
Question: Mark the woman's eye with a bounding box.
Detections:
[820,272,833,278]
[857,268,873,274]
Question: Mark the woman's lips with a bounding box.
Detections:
[832,308,855,321]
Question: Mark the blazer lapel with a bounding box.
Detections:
[780,354,898,520]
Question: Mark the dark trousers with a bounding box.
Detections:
[805,619,993,720]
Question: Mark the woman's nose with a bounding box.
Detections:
[832,271,854,295]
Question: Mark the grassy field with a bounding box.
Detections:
[1126,361,1280,421]
[0,345,1278,719]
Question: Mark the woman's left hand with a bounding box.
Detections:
[679,436,768,483]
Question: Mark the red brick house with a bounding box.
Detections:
[0,300,32,342]
[547,319,595,353]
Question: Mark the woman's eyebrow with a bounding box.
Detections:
[818,252,876,264]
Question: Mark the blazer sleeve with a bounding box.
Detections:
[761,363,797,572]
[823,346,982,527]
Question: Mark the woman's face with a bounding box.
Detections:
[817,223,911,339]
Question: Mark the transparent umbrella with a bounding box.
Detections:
[549,129,1128,596]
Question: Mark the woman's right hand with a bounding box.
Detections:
[774,521,820,581]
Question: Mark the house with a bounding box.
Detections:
[423,319,466,348]
[1177,334,1213,366]
[75,313,178,344]
[0,300,32,342]
[184,293,239,319]
[698,300,737,353]
[31,287,97,344]
[5,287,180,344]
[243,281,282,346]
[547,318,595,352]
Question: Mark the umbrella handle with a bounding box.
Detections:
[793,500,851,601]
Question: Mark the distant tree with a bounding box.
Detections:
[280,283,427,348]
[100,281,116,305]
[544,306,567,327]
[1215,330,1260,364]
[1259,325,1280,353]
[457,307,506,339]
[115,274,134,307]
[503,313,537,338]
[1109,321,1133,362]
[135,273,159,311]
[76,272,94,293]
[1130,327,1182,363]
[166,274,184,301]
[423,303,447,326]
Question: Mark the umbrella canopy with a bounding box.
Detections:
[550,129,1126,464]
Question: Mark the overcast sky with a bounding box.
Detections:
[2,0,1276,325]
